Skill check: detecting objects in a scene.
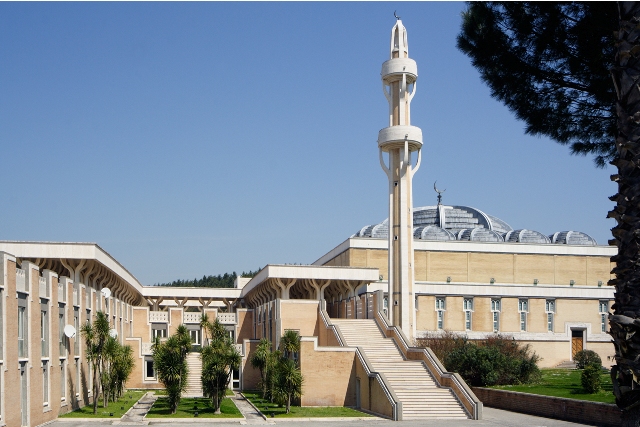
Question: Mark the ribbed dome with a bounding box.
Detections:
[414,225,456,241]
[353,204,599,245]
[549,231,597,246]
[505,229,551,244]
[457,228,504,242]
[412,205,513,234]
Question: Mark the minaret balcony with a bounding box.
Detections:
[378,125,423,152]
[381,58,417,83]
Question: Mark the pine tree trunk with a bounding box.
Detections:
[609,2,640,424]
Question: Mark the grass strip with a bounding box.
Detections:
[243,391,371,418]
[146,396,242,418]
[60,389,147,418]
[490,368,614,404]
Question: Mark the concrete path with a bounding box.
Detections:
[114,392,158,425]
[52,405,594,426]
[232,392,271,425]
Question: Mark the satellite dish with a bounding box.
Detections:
[109,329,118,338]
[101,288,111,299]
[64,325,76,338]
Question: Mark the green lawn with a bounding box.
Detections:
[243,392,372,418]
[60,389,148,418]
[146,396,242,418]
[491,368,614,404]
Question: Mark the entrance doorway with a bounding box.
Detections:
[571,329,584,359]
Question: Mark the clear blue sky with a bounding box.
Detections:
[0,2,615,285]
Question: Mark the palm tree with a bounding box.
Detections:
[81,311,110,414]
[200,313,210,346]
[101,335,119,406]
[609,3,640,425]
[250,338,271,398]
[111,343,134,401]
[200,318,241,413]
[153,327,190,414]
[275,358,303,414]
[280,330,300,364]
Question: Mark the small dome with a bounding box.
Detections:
[413,225,455,241]
[505,229,550,244]
[549,231,597,246]
[353,220,388,238]
[457,228,504,242]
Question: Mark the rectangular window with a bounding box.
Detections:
[18,306,26,358]
[73,308,79,355]
[18,294,27,358]
[43,361,49,406]
[59,305,66,357]
[518,299,528,332]
[546,299,555,332]
[144,357,155,380]
[491,298,501,332]
[152,323,168,340]
[435,297,446,330]
[41,302,49,357]
[463,298,473,331]
[599,300,609,333]
[60,362,66,400]
[76,359,80,397]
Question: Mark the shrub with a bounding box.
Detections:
[417,332,540,387]
[574,350,602,369]
[415,330,466,362]
[581,364,602,393]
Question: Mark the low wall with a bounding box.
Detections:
[299,338,357,407]
[472,387,622,427]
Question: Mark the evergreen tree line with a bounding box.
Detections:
[154,269,260,288]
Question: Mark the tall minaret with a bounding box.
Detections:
[378,17,422,341]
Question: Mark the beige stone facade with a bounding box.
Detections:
[0,235,616,425]
[317,239,615,368]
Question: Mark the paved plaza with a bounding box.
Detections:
[52,407,593,427]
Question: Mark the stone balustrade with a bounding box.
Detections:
[149,311,168,322]
[183,312,201,324]
[142,343,153,355]
[217,312,237,324]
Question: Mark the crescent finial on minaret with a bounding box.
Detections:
[394,11,401,20]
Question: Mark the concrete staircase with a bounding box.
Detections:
[331,318,469,420]
[184,352,203,397]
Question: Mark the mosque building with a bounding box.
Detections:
[0,17,614,426]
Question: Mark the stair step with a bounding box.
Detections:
[333,319,469,420]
